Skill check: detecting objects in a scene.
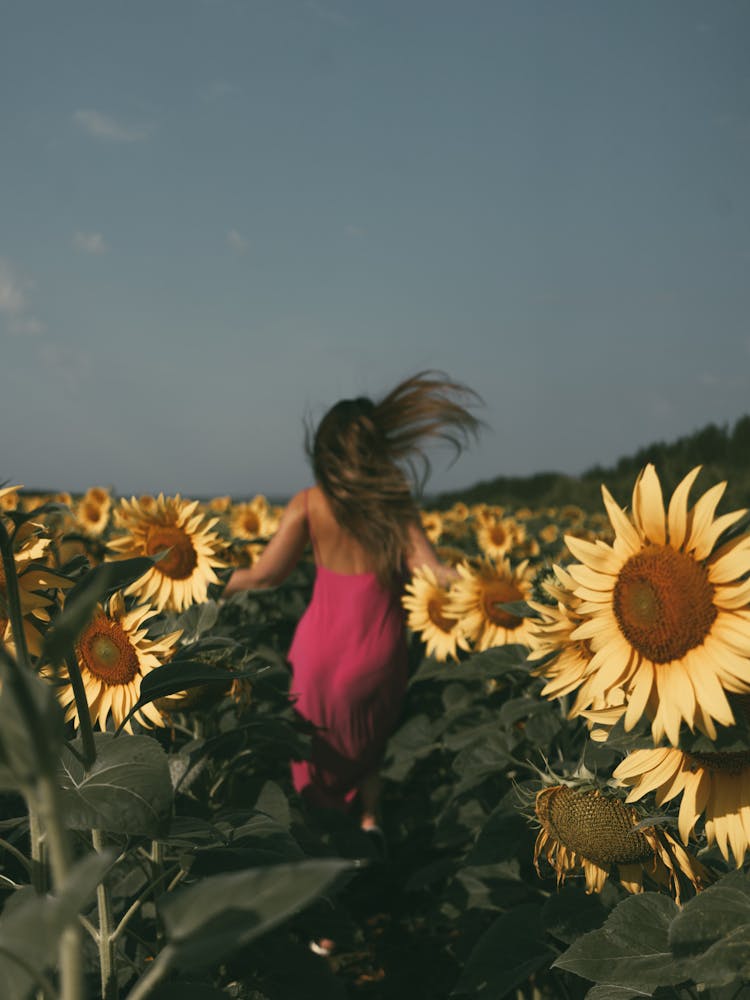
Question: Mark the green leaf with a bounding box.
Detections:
[0,662,66,785]
[542,884,611,945]
[172,601,220,643]
[0,850,113,1000]
[42,556,154,664]
[668,869,750,988]
[159,858,353,971]
[451,902,554,997]
[585,988,652,1000]
[553,893,680,993]
[115,660,255,733]
[58,732,173,836]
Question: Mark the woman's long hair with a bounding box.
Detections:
[305,371,483,587]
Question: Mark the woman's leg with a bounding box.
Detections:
[358,771,382,830]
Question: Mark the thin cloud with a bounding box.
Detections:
[9,316,45,337]
[0,258,43,336]
[304,0,353,27]
[72,231,108,254]
[227,229,248,254]
[199,80,238,103]
[73,109,152,142]
[0,258,26,315]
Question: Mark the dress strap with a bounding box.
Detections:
[305,488,320,562]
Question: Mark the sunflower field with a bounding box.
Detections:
[1,467,750,1000]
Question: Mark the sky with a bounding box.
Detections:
[2,0,749,500]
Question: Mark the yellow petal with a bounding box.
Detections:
[667,466,702,550]
[632,464,666,545]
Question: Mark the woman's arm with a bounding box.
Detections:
[222,490,309,596]
[405,520,460,586]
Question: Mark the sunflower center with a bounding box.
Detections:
[481,580,524,630]
[145,526,197,580]
[489,524,508,546]
[240,512,261,535]
[687,750,750,776]
[427,596,456,634]
[612,544,716,663]
[77,615,140,685]
[541,786,652,865]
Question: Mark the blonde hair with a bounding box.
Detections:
[306,371,483,586]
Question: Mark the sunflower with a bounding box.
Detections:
[553,465,750,746]
[402,566,470,662]
[0,487,20,512]
[533,784,711,902]
[0,510,71,657]
[208,495,232,514]
[420,510,443,545]
[447,557,536,651]
[528,567,592,699]
[475,515,526,560]
[76,496,111,537]
[229,495,278,541]
[614,747,750,868]
[108,494,225,612]
[51,591,182,733]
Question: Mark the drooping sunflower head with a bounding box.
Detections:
[402,565,469,662]
[52,591,182,733]
[447,557,537,652]
[552,464,750,746]
[107,494,225,612]
[533,784,711,901]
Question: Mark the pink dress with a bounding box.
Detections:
[288,493,409,812]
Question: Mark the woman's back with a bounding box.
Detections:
[305,485,385,576]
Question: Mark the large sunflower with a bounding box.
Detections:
[554,465,750,746]
[614,746,750,868]
[53,591,182,733]
[402,565,470,662]
[533,784,711,902]
[108,494,225,612]
[447,557,536,651]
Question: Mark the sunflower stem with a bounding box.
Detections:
[64,652,97,767]
[93,828,118,1000]
[0,525,82,1000]
[27,802,47,894]
[0,518,32,670]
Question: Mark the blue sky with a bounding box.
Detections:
[2,0,748,499]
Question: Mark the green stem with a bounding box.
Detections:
[27,803,47,894]
[31,775,80,1000]
[0,835,33,874]
[93,829,118,1000]
[122,944,175,1000]
[64,652,97,767]
[0,518,31,670]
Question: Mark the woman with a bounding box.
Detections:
[223,371,482,833]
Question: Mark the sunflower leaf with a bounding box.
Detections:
[0,850,113,1000]
[553,893,680,993]
[42,556,155,664]
[667,870,750,987]
[114,660,258,734]
[57,732,173,837]
[158,859,353,972]
[451,902,554,997]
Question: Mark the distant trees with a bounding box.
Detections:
[434,415,750,511]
